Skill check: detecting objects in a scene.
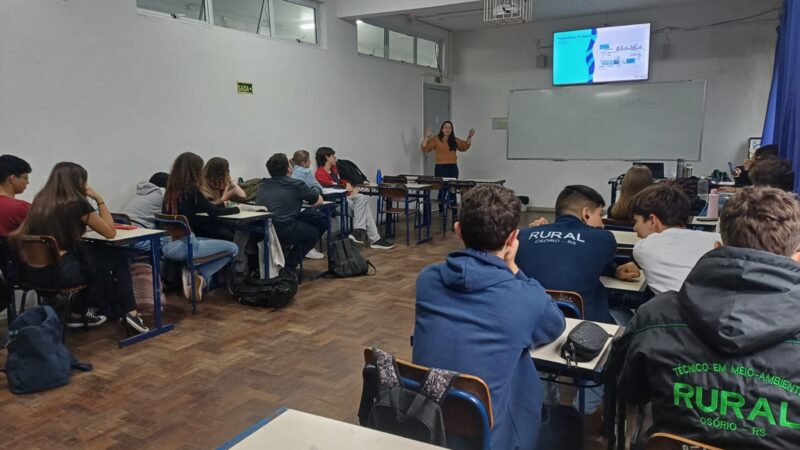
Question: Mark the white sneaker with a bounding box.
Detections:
[182,269,204,302]
[305,248,325,260]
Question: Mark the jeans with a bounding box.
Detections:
[434,163,459,215]
[161,235,239,284]
[273,213,327,271]
[348,193,380,243]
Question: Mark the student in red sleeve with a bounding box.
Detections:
[0,155,32,236]
[314,147,394,250]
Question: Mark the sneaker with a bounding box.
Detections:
[370,238,395,250]
[124,313,149,334]
[67,308,107,328]
[182,270,204,302]
[348,229,366,245]
[304,248,325,260]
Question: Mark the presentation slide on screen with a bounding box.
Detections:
[553,23,651,85]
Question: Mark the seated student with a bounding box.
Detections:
[749,156,795,192]
[202,157,246,205]
[256,153,325,277]
[290,150,325,260]
[610,187,800,449]
[733,144,779,186]
[16,162,147,333]
[413,184,565,450]
[0,155,32,236]
[608,165,653,221]
[618,184,720,295]
[517,185,640,324]
[161,152,240,300]
[121,172,168,229]
[314,147,394,250]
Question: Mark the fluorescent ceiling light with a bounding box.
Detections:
[356,19,364,24]
[300,23,315,30]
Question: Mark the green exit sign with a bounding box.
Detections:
[237,81,253,94]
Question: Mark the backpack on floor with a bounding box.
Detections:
[331,239,376,277]
[366,347,457,447]
[130,263,166,311]
[231,274,297,309]
[3,305,92,395]
[337,159,369,186]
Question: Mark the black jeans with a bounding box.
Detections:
[434,163,459,215]
[274,212,327,271]
[29,246,137,318]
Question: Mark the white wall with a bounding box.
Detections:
[338,0,477,19]
[0,0,432,208]
[450,0,780,207]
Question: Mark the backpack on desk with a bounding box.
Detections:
[366,347,458,447]
[331,239,375,277]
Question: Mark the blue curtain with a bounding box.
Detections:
[762,0,800,191]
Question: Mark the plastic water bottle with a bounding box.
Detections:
[707,189,719,219]
[376,168,382,185]
[697,177,709,203]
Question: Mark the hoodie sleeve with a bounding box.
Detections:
[516,271,566,346]
[609,310,652,405]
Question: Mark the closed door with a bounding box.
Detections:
[423,85,451,176]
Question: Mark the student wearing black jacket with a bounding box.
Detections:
[161,152,239,301]
[609,187,800,449]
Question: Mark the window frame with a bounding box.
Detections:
[356,20,444,72]
[136,0,212,25]
[268,0,320,45]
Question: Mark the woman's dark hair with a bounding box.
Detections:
[203,157,231,201]
[0,155,32,182]
[163,152,204,214]
[610,165,653,220]
[459,184,521,252]
[149,172,169,188]
[18,162,91,251]
[754,144,779,160]
[437,121,458,151]
[750,157,795,192]
[315,147,335,168]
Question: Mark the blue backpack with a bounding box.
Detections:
[3,305,92,394]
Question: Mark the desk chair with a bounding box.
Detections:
[381,175,408,184]
[445,180,476,231]
[645,433,722,450]
[154,213,235,314]
[0,236,38,324]
[11,235,87,341]
[416,176,448,237]
[547,290,584,319]
[378,184,421,246]
[360,348,493,450]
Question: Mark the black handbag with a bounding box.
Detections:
[560,321,611,366]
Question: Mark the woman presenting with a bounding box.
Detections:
[421,121,475,216]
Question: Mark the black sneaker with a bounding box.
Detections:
[124,313,149,335]
[370,238,396,250]
[348,229,366,245]
[67,308,107,328]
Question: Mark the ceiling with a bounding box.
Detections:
[401,0,748,31]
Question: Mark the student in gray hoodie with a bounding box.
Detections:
[121,172,168,228]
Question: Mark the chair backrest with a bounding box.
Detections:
[11,235,63,290]
[645,433,723,450]
[378,184,409,201]
[546,290,584,319]
[362,348,493,447]
[111,212,133,225]
[154,213,192,240]
[382,175,408,184]
[416,176,444,190]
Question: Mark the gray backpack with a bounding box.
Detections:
[331,239,376,277]
[366,347,458,447]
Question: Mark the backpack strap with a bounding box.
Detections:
[372,347,401,390]
[421,368,459,404]
[366,260,377,276]
[69,354,93,372]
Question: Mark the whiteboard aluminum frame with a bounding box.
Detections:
[506,79,707,162]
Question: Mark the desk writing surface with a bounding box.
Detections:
[530,318,620,371]
[690,216,719,226]
[610,230,639,247]
[83,228,165,242]
[600,271,647,292]
[361,183,432,190]
[228,409,442,450]
[196,210,272,220]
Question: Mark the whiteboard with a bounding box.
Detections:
[507,80,706,160]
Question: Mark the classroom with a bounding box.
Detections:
[1,0,798,449]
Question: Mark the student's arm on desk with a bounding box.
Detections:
[198,192,240,217]
[517,272,566,346]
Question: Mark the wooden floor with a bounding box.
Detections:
[0,212,610,450]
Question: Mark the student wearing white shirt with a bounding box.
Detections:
[619,184,720,295]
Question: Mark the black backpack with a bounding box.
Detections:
[3,305,92,394]
[231,274,298,308]
[366,347,458,447]
[331,239,376,277]
[337,159,369,186]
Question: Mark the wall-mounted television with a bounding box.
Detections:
[553,23,651,86]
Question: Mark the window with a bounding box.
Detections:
[137,0,207,20]
[213,0,267,34]
[273,0,318,44]
[416,38,439,69]
[357,21,384,58]
[388,31,414,64]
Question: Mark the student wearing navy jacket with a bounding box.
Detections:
[413,184,565,450]
[515,185,639,422]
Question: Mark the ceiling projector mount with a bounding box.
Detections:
[483,0,533,25]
